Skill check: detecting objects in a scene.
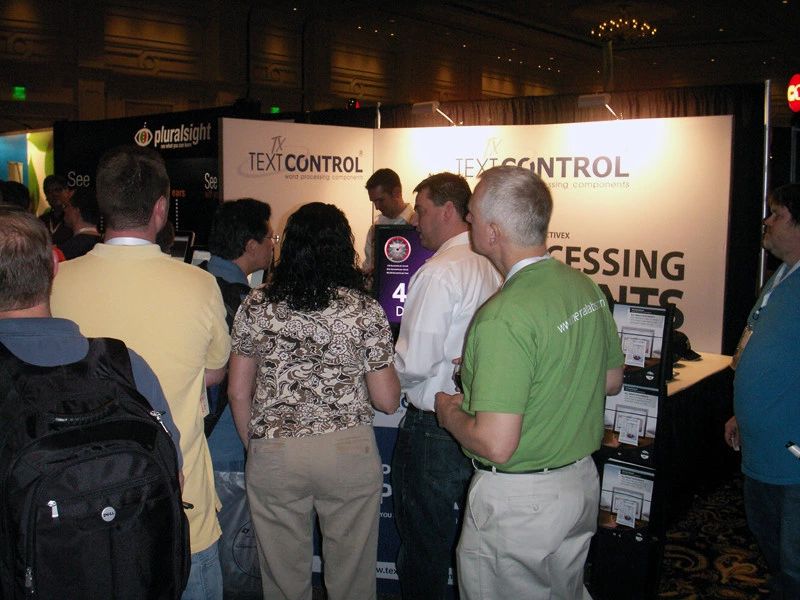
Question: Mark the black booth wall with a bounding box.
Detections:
[53,103,260,246]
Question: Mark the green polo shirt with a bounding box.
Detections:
[461,258,624,472]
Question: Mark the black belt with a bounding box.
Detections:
[406,403,436,417]
[472,457,580,474]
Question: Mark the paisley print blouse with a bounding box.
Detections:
[230,286,394,439]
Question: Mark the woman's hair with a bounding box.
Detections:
[267,202,364,311]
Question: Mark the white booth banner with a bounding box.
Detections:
[220,118,375,261]
[221,116,733,354]
[219,115,733,590]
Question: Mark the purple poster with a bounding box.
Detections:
[373,224,435,333]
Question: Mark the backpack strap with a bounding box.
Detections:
[0,342,24,426]
[0,341,17,379]
[197,260,251,329]
[218,280,251,329]
[197,261,251,438]
[84,337,137,387]
[0,338,136,389]
[83,337,161,416]
[203,278,249,436]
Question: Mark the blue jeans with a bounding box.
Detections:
[743,476,800,599]
[182,540,224,600]
[391,406,473,600]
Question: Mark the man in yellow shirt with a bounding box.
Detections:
[52,145,230,600]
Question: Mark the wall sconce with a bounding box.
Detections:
[411,101,457,126]
[577,93,621,120]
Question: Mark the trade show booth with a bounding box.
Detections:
[51,83,769,596]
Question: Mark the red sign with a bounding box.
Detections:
[789,74,800,113]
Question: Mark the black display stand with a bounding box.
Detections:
[589,528,664,600]
[589,302,674,599]
[588,302,734,600]
[589,357,734,599]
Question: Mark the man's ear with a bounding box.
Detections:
[51,248,60,278]
[489,222,501,245]
[152,195,168,230]
[157,195,168,218]
[442,200,455,220]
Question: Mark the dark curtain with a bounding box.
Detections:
[297,84,767,354]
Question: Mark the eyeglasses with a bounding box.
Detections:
[270,235,281,243]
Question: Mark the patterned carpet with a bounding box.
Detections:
[657,474,770,599]
[312,474,771,600]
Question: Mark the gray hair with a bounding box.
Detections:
[476,166,552,247]
[0,206,53,312]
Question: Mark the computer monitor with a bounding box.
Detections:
[170,230,195,263]
[612,302,675,388]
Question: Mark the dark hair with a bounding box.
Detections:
[0,181,32,211]
[267,202,364,311]
[365,168,401,193]
[413,172,472,220]
[96,145,169,230]
[771,183,800,225]
[209,198,272,260]
[0,205,53,312]
[43,174,67,194]
[68,187,100,225]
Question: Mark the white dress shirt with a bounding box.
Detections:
[395,231,501,411]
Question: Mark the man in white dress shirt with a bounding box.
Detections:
[391,172,501,600]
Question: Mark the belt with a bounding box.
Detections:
[472,457,580,474]
[406,403,436,417]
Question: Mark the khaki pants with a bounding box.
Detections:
[245,425,382,600]
[457,456,598,600]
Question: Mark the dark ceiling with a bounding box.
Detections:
[284,0,799,124]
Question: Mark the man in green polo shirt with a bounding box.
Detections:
[435,165,624,600]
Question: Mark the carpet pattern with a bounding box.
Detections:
[657,474,770,599]
[312,475,771,600]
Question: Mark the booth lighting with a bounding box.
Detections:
[577,93,622,120]
[12,86,26,101]
[269,106,280,114]
[411,101,457,126]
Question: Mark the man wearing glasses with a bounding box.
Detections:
[198,197,275,599]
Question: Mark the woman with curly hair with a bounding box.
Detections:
[227,202,399,600]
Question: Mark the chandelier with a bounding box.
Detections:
[590,10,656,45]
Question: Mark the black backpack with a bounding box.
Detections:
[0,338,190,600]
[197,260,251,437]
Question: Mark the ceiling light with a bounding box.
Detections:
[591,7,656,45]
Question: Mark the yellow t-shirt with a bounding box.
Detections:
[52,243,231,554]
